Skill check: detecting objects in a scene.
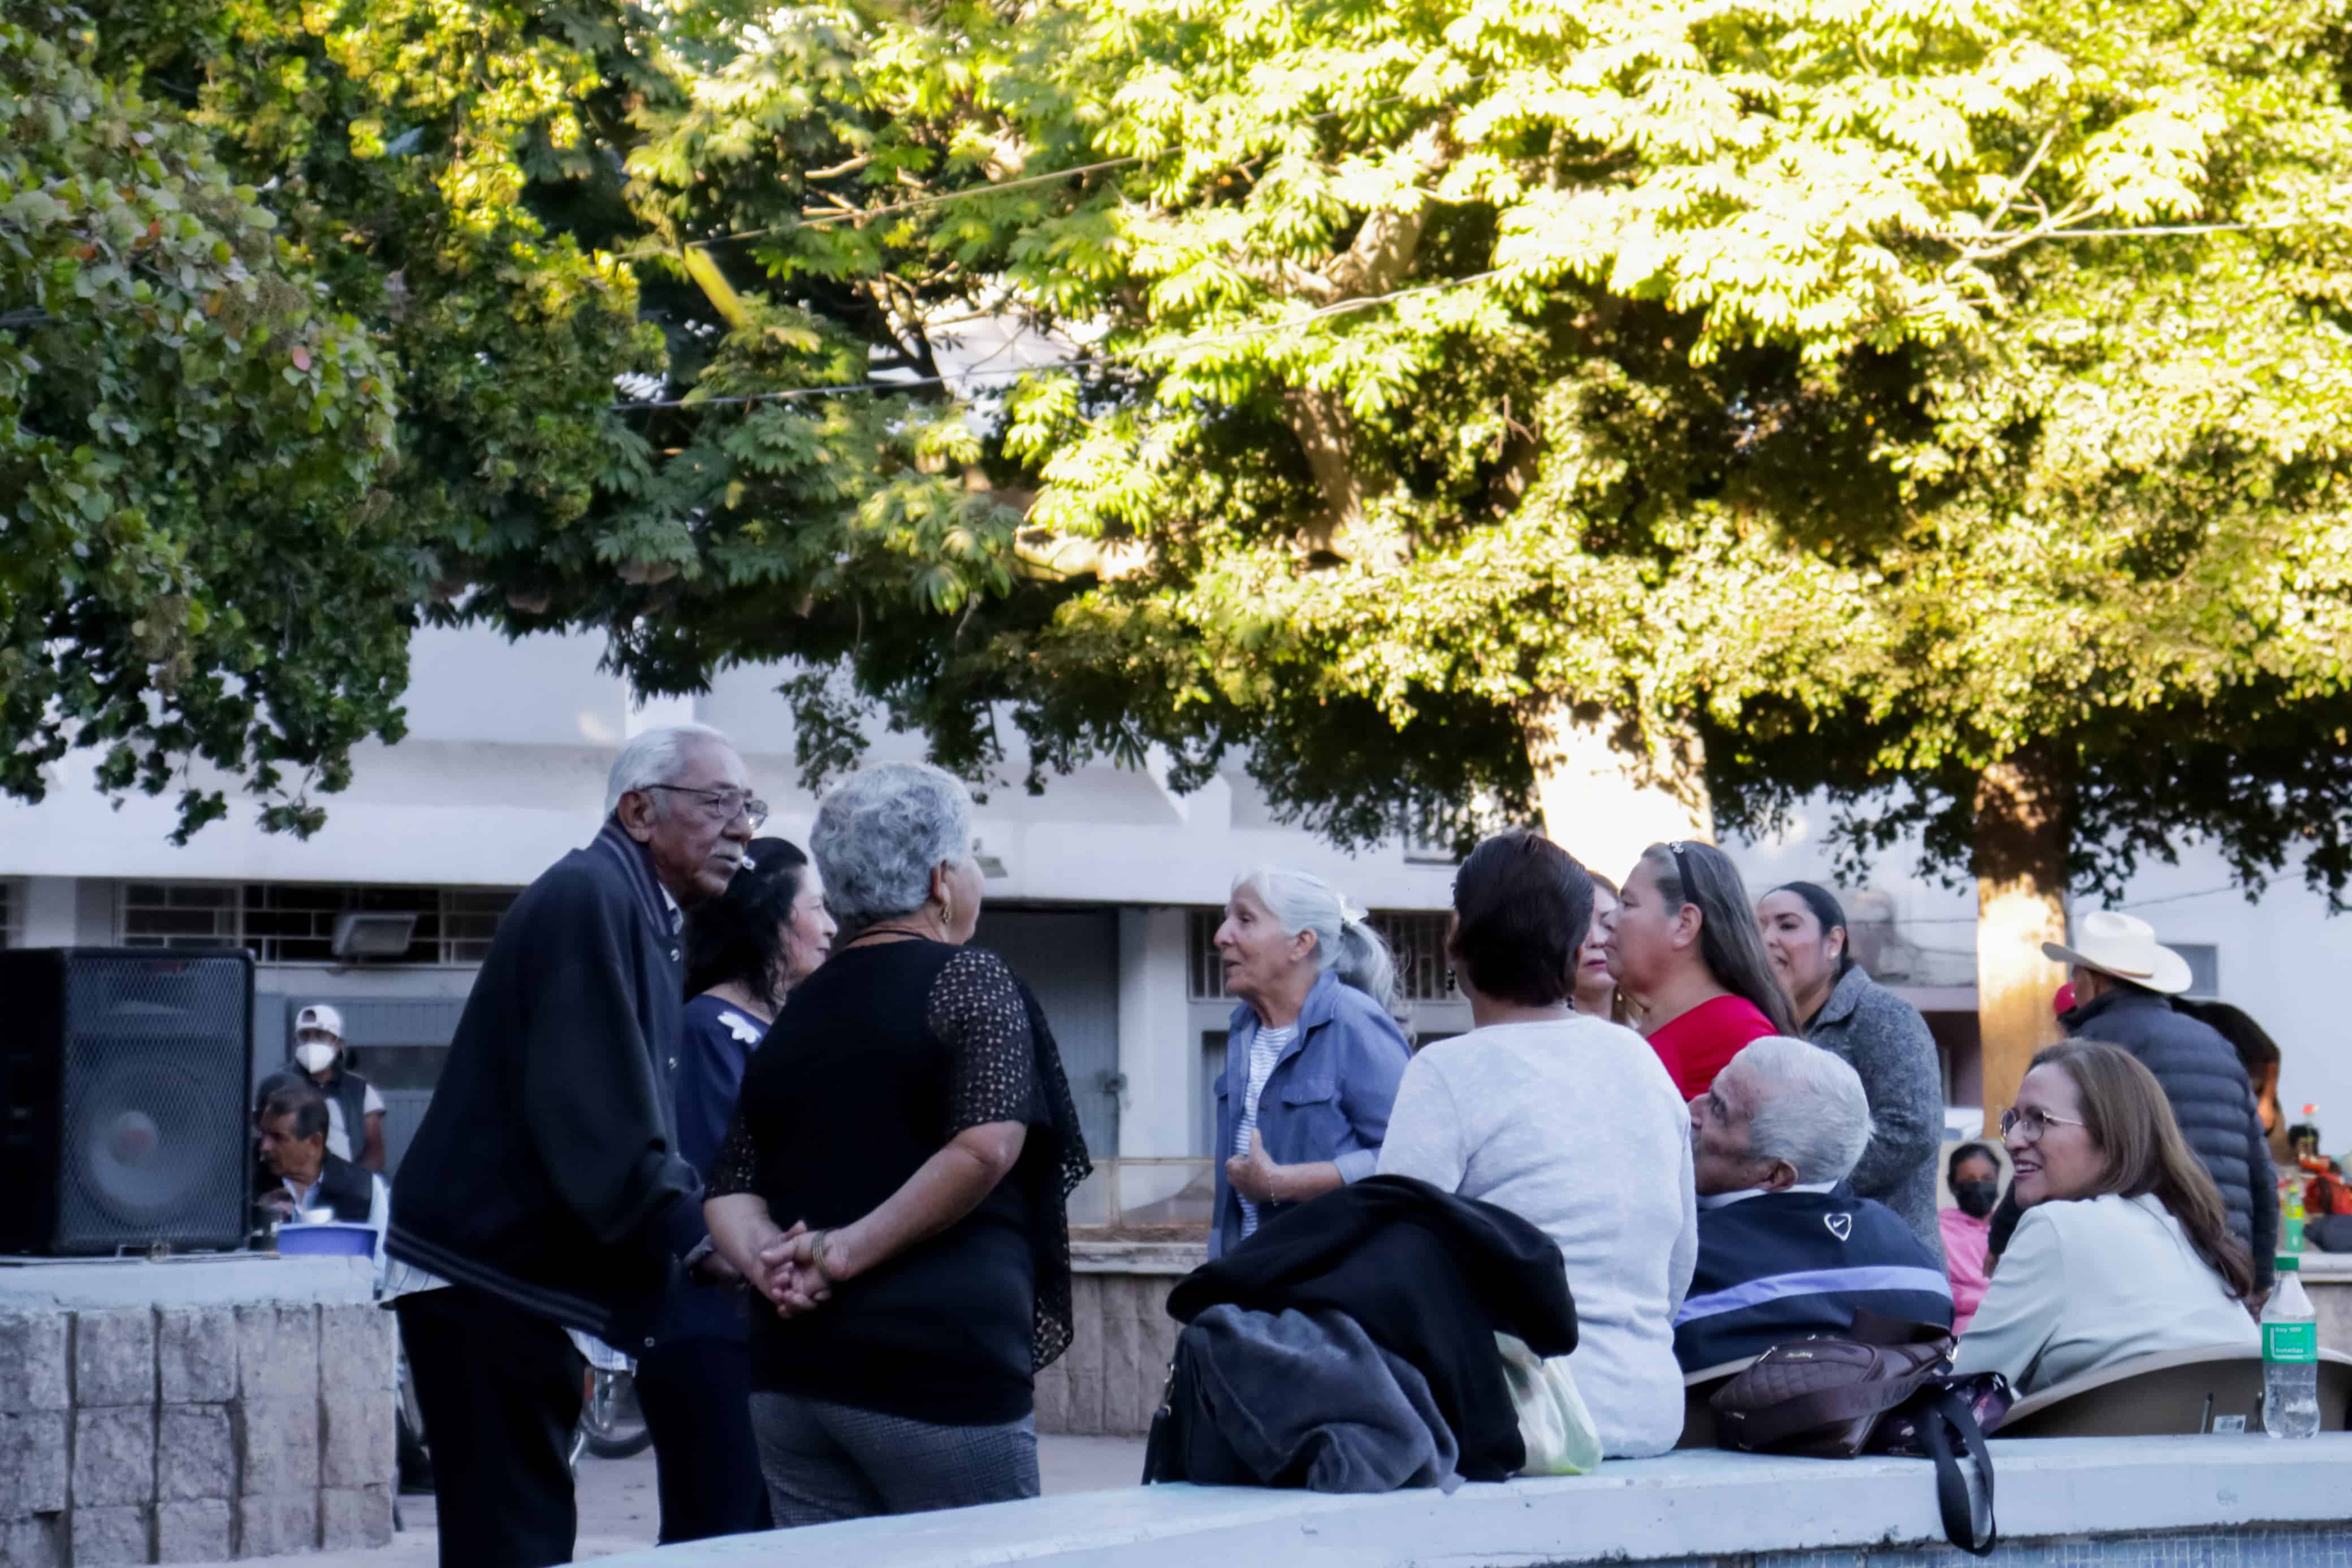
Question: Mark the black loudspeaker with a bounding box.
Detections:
[0,947,253,1255]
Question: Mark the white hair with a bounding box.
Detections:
[1233,864,1405,1022]
[604,724,736,817]
[1732,1036,1875,1186]
[812,763,974,934]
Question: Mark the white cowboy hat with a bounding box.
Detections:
[2041,911,2193,995]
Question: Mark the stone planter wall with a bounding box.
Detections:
[0,1261,394,1567]
[1035,1241,1203,1438]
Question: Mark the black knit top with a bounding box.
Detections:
[710,940,1088,1424]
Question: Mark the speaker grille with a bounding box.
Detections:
[50,952,251,1253]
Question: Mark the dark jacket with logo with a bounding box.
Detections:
[388,822,707,1344]
[2063,987,2278,1292]
[1674,1186,1952,1372]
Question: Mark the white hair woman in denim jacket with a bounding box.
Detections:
[1209,865,1413,1258]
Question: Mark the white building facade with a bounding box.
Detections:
[3,625,2346,1225]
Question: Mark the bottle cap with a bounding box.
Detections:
[2277,1253,2302,1271]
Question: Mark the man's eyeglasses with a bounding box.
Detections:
[646,785,768,830]
[1998,1105,2087,1142]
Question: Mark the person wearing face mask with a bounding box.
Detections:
[283,1004,386,1171]
[1939,1144,2002,1333]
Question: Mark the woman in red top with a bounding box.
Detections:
[1605,841,1798,1098]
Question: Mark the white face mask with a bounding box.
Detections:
[296,1041,340,1074]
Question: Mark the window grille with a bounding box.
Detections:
[119,882,518,965]
[1187,910,1226,1000]
[1370,911,1455,1002]
[2171,943,2221,999]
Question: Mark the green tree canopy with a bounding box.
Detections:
[29,0,2352,945]
[2,17,401,836]
[544,0,2352,920]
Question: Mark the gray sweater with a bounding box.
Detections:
[1804,965,1944,1261]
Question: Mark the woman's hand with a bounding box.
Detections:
[758,1223,862,1317]
[1226,1130,1287,1205]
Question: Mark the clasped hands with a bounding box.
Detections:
[747,1219,853,1319]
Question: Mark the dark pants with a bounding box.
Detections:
[635,1335,772,1543]
[396,1286,583,1568]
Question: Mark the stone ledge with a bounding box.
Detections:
[582,1434,2352,1568]
[0,1257,372,1313]
[1069,1241,1204,1276]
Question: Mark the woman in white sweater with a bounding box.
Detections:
[1952,1041,2258,1396]
[1379,831,1698,1458]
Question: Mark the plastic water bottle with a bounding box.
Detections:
[2263,1253,2321,1439]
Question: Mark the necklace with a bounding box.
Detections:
[846,920,939,948]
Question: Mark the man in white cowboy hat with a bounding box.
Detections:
[2038,909,2280,1298]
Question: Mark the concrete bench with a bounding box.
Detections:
[591,1433,2352,1567]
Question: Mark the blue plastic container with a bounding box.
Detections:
[275,1222,378,1258]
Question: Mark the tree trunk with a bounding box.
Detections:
[1520,696,1712,881]
[1971,746,2070,1137]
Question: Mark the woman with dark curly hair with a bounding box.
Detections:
[639,838,836,1544]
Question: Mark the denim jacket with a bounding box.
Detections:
[1209,969,1411,1258]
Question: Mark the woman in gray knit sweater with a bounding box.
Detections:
[1757,882,1944,1261]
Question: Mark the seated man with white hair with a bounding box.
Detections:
[1674,1037,1953,1371]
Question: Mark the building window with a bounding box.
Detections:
[2172,943,2221,999]
[1372,912,1455,1002]
[119,882,519,965]
[1187,908,1456,1002]
[1188,911,1227,1000]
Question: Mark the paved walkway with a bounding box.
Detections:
[168,1437,1148,1568]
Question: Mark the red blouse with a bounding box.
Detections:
[1647,993,1778,1099]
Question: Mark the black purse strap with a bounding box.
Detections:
[1914,1385,1998,1556]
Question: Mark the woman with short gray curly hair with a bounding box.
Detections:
[810,763,977,938]
[703,763,1090,1527]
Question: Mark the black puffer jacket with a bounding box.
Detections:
[2063,989,2279,1292]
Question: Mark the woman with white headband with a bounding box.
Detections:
[1208,865,1412,1258]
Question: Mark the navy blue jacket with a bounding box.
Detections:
[657,994,771,1344]
[1210,970,1410,1258]
[2064,989,2278,1292]
[390,822,707,1344]
[1673,1186,1952,1372]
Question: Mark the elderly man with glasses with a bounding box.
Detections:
[1673,1036,1953,1372]
[388,724,764,1568]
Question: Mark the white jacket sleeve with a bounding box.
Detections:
[1949,1206,2066,1392]
[1666,1113,1699,1320]
[1375,1053,1467,1193]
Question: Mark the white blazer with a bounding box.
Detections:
[1949,1192,2256,1396]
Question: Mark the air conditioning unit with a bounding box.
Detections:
[331,912,418,960]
